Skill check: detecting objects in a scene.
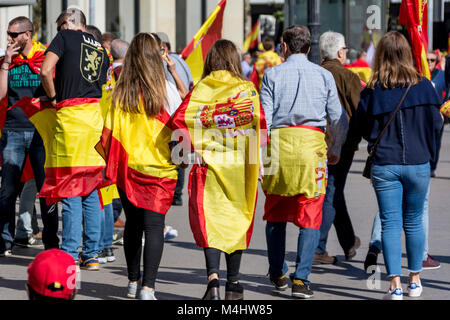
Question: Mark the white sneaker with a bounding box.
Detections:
[164,226,178,241]
[408,282,423,298]
[0,250,12,257]
[139,289,157,300]
[384,288,403,300]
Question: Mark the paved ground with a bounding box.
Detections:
[1,128,450,301]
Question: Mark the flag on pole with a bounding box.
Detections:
[243,20,260,52]
[181,0,227,85]
[399,0,431,80]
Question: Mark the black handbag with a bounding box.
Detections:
[362,83,412,179]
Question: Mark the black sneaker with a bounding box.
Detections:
[292,279,314,299]
[270,274,289,292]
[14,236,43,248]
[364,245,380,273]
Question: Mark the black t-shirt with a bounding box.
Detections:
[46,30,109,101]
[5,61,45,130]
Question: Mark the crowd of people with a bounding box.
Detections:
[0,8,449,301]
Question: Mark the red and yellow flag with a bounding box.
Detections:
[12,98,106,203]
[399,0,431,79]
[181,0,227,85]
[262,126,328,230]
[170,70,266,254]
[98,100,178,215]
[243,20,260,52]
[345,58,373,84]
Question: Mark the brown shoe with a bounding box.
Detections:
[422,255,441,270]
[225,282,244,300]
[270,275,289,292]
[345,236,361,261]
[313,252,337,265]
[114,217,126,228]
[292,280,314,299]
[202,279,221,300]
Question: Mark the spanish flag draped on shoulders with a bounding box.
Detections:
[170,70,267,254]
[99,85,180,215]
[249,50,283,91]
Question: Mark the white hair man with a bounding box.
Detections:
[313,31,363,265]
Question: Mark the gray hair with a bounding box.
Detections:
[56,8,86,28]
[110,39,129,60]
[319,31,346,60]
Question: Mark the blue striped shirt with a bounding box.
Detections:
[260,54,348,156]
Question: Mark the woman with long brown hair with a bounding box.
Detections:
[349,31,443,300]
[99,32,183,300]
[170,39,266,300]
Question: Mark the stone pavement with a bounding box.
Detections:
[1,128,449,301]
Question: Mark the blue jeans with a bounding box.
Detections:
[371,164,429,277]
[0,130,59,251]
[61,190,102,260]
[99,203,114,251]
[369,183,430,261]
[15,179,38,240]
[317,150,356,255]
[266,222,319,285]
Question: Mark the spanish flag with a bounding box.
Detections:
[181,0,227,85]
[345,59,373,84]
[243,20,260,53]
[11,97,106,203]
[399,0,431,80]
[98,99,178,215]
[170,70,266,254]
[249,50,283,91]
[262,126,328,230]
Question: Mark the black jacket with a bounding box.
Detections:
[349,79,443,166]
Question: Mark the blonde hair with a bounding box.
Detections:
[111,33,168,117]
[368,31,421,89]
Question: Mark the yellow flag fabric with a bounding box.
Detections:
[170,70,265,254]
[262,126,328,230]
[181,0,227,85]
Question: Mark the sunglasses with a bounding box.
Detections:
[7,30,30,38]
[57,21,68,32]
[427,58,436,63]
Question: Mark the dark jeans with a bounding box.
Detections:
[430,126,444,171]
[173,167,185,200]
[316,149,356,255]
[0,130,59,251]
[204,248,243,283]
[119,189,165,289]
[266,222,319,286]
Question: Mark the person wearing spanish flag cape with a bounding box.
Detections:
[39,9,110,270]
[98,33,186,300]
[170,39,267,300]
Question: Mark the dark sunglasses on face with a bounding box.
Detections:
[7,30,30,38]
[427,58,436,63]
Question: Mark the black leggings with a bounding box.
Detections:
[204,248,243,283]
[119,189,165,289]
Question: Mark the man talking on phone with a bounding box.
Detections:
[0,16,59,257]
